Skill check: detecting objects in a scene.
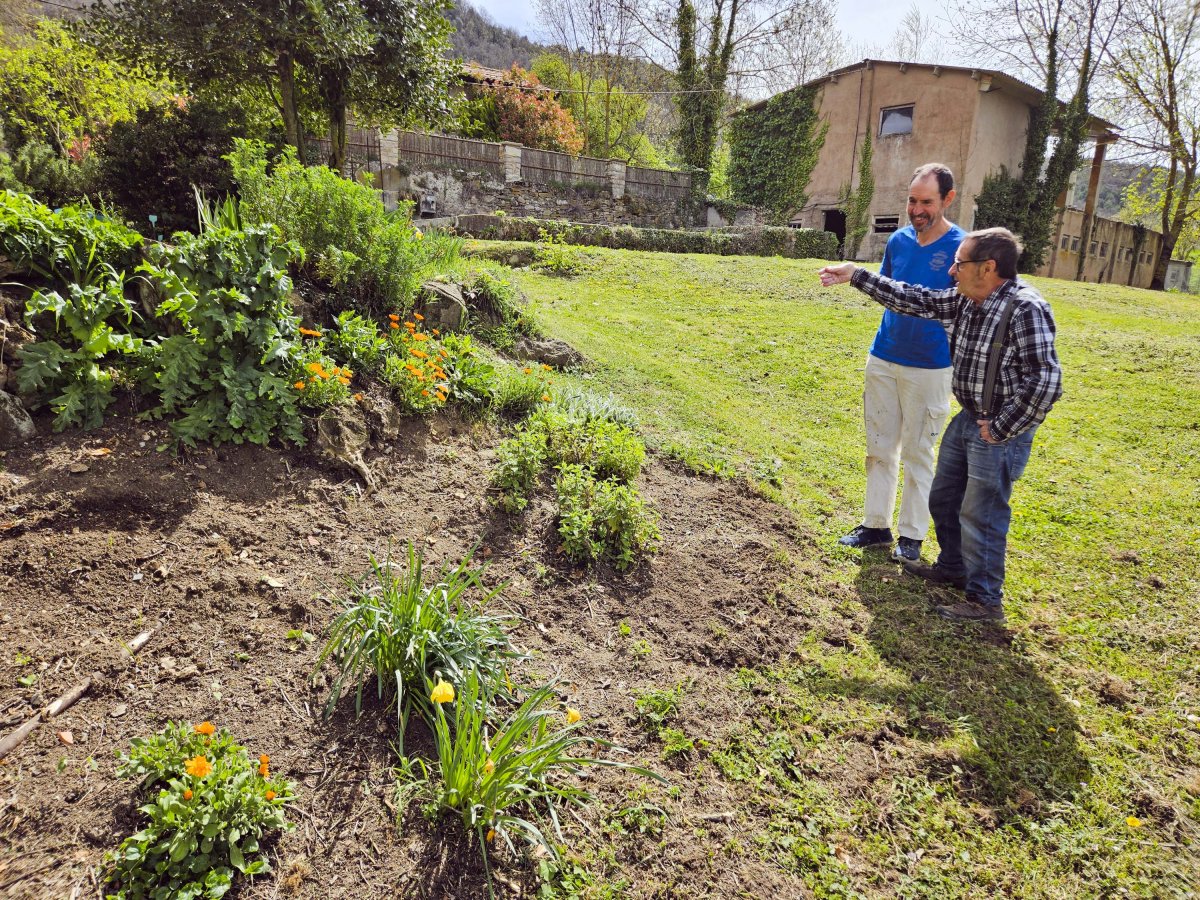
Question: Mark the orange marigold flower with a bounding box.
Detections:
[353,392,364,401]
[259,754,270,765]
[541,363,552,371]
[299,327,322,337]
[259,762,270,777]
[306,362,323,374]
[294,381,306,390]
[414,312,425,321]
[410,349,428,359]
[523,367,532,375]
[184,756,213,778]
[390,322,400,329]
[194,721,216,736]
[265,790,276,801]
[183,789,194,800]
[438,350,449,359]
[421,389,431,397]
[388,313,400,321]
[542,394,552,403]
[432,329,440,336]
[436,392,447,402]
[486,828,495,842]
[404,321,416,330]
[414,333,428,342]
[338,376,350,385]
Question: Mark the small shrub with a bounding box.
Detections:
[139,221,306,447]
[17,254,142,430]
[489,362,553,417]
[534,409,644,483]
[463,263,540,350]
[533,227,588,276]
[105,721,294,900]
[554,464,659,570]
[0,189,143,280]
[292,344,355,409]
[437,333,496,408]
[326,311,388,375]
[315,545,522,742]
[492,427,547,513]
[549,385,639,430]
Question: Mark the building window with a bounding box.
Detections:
[1071,237,1080,252]
[879,105,914,136]
[1061,235,1070,250]
[873,215,900,233]
[1090,241,1098,254]
[1100,242,1108,257]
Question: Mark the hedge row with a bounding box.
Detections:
[453,215,837,260]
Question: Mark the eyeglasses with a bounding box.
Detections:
[951,257,988,268]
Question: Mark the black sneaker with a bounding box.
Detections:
[891,537,922,562]
[901,559,966,589]
[936,597,1006,624]
[838,525,893,549]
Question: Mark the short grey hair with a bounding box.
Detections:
[965,227,1023,279]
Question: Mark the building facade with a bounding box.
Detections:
[759,59,1171,290]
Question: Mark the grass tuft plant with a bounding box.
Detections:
[315,544,522,745]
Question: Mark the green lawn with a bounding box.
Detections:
[501,245,1200,898]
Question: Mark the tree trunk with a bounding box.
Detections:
[276,50,304,159]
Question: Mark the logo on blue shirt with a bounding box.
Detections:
[930,250,950,272]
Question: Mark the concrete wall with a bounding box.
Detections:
[1039,207,1163,288]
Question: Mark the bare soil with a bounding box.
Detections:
[0,403,822,899]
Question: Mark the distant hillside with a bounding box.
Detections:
[1070,160,1144,219]
[448,2,544,70]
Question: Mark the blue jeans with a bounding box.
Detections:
[928,411,1036,608]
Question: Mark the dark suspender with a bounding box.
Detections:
[981,285,1019,419]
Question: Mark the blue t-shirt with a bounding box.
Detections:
[869,223,964,369]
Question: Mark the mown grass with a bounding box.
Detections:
[490,243,1200,898]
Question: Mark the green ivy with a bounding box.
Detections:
[728,86,827,221]
[843,131,874,259]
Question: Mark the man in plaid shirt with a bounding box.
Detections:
[819,227,1062,623]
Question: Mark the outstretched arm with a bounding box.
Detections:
[818,265,960,325]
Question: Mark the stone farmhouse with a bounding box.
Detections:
[750,59,1176,290]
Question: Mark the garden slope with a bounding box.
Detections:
[0,405,815,898]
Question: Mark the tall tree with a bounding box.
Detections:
[624,0,841,183]
[1106,0,1198,289]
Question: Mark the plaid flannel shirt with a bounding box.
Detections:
[850,269,1062,441]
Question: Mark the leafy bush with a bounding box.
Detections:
[462,263,540,351]
[326,311,388,374]
[95,100,238,236]
[292,344,355,409]
[549,385,639,430]
[458,214,838,260]
[138,221,306,447]
[488,361,553,418]
[492,426,547,513]
[533,228,589,277]
[228,140,462,313]
[17,255,142,430]
[534,409,644,483]
[315,545,522,744]
[554,463,659,570]
[0,189,143,279]
[436,333,495,408]
[105,721,294,900]
[0,140,99,209]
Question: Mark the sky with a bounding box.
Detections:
[467,0,922,61]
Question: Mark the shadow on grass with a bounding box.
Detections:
[823,547,1090,813]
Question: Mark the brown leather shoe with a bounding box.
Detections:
[901,559,966,590]
[935,598,1006,624]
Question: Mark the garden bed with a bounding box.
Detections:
[0,403,817,897]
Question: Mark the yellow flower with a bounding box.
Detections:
[306,362,322,374]
[184,755,213,778]
[541,363,552,371]
[486,828,495,842]
[483,759,495,776]
[183,788,193,800]
[430,680,455,704]
[1127,816,1143,828]
[566,707,581,725]
[523,367,532,375]
[194,721,216,736]
[294,380,306,390]
[413,230,424,241]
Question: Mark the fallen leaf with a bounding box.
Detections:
[83,447,112,457]
[110,704,127,718]
[68,463,89,474]
[57,730,74,745]
[264,577,285,589]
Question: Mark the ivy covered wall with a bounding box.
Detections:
[727,85,827,222]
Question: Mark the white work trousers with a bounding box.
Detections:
[862,354,952,540]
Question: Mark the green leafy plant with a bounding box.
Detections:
[549,386,639,430]
[138,221,306,447]
[0,189,143,280]
[534,409,645,484]
[17,248,142,430]
[228,140,462,314]
[633,683,685,733]
[437,333,496,409]
[533,227,588,277]
[292,344,355,409]
[326,311,388,375]
[462,264,540,350]
[554,464,660,570]
[492,426,548,513]
[105,721,294,900]
[489,361,554,418]
[315,544,522,746]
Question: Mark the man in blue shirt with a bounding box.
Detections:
[839,163,964,563]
